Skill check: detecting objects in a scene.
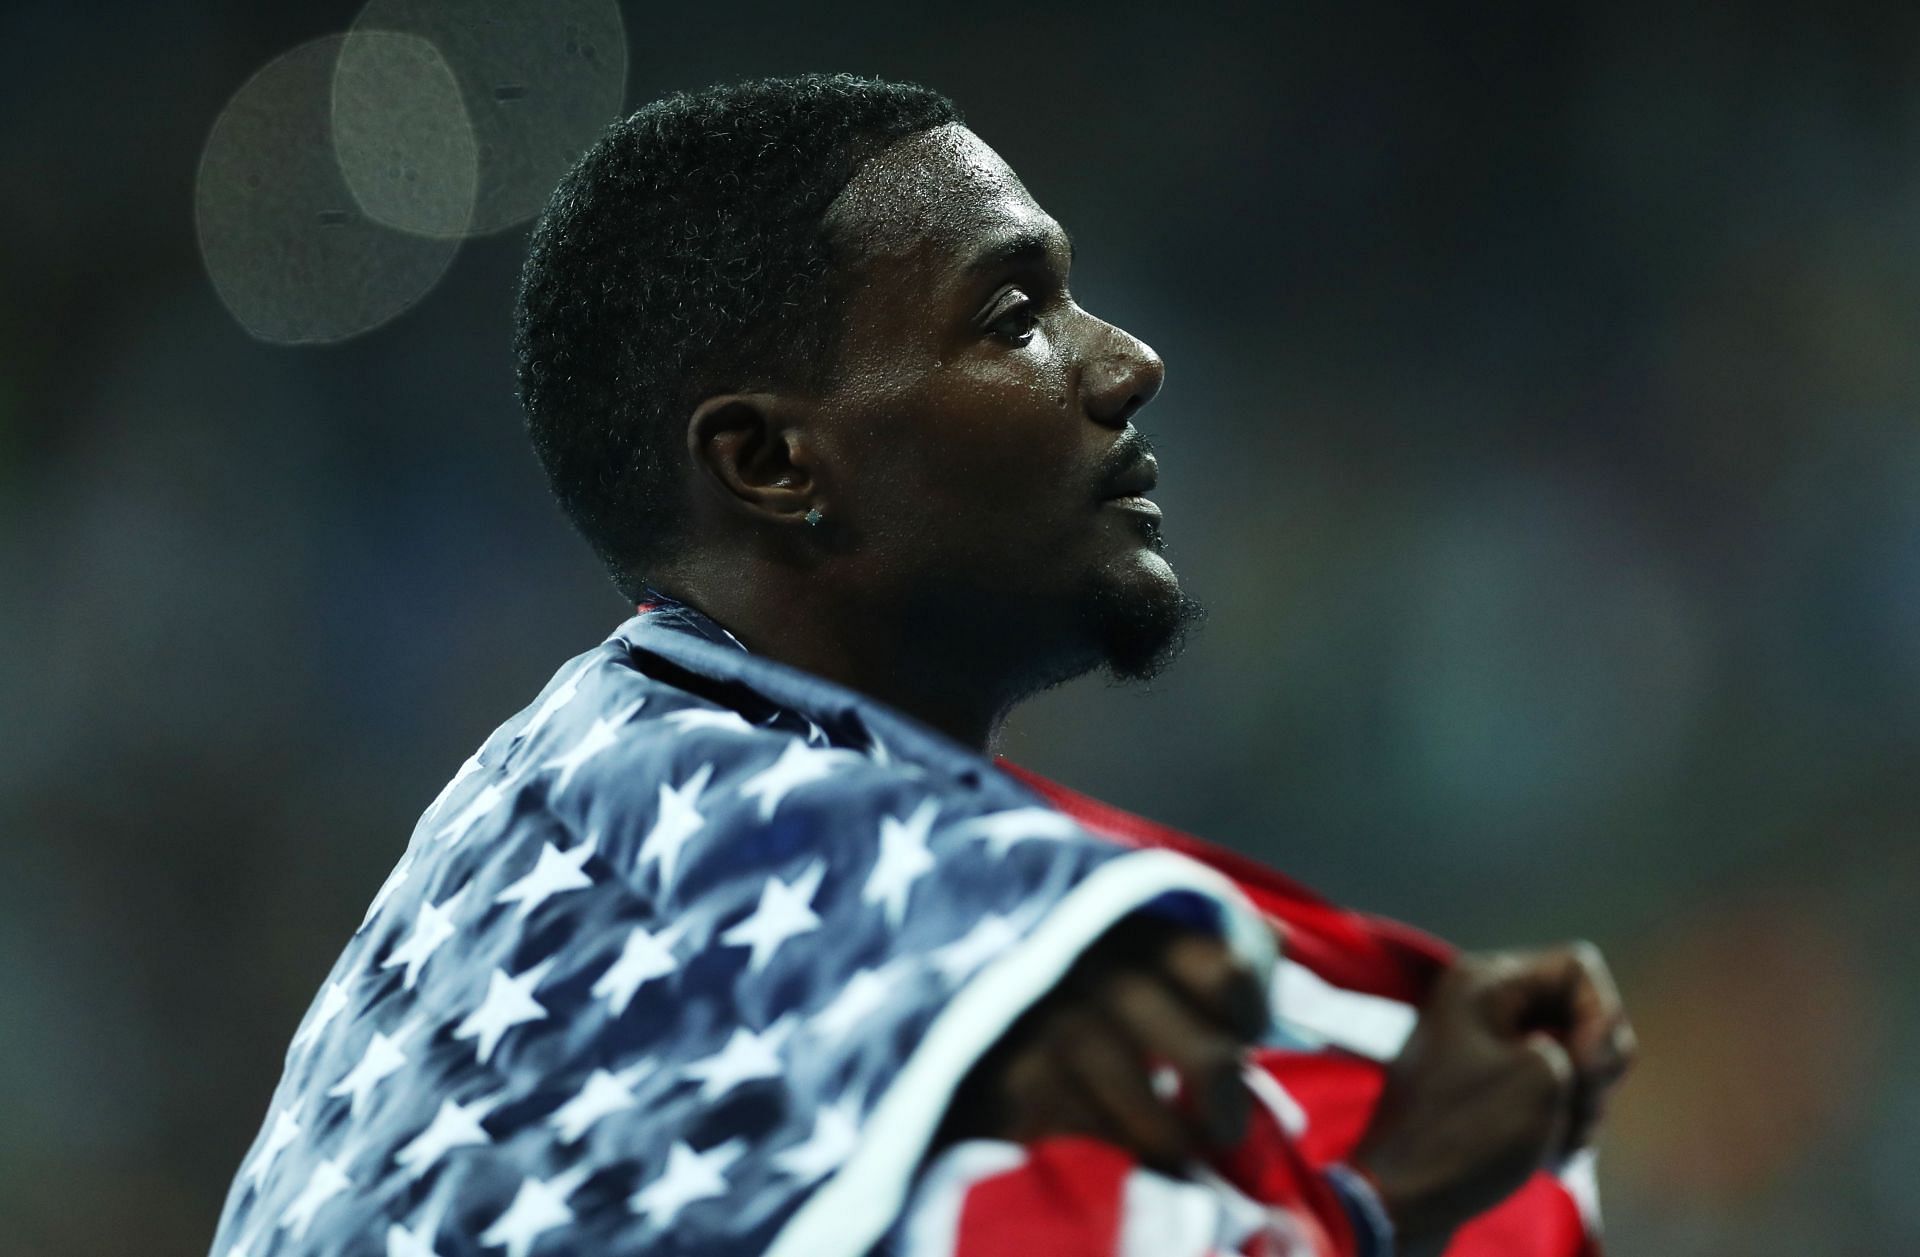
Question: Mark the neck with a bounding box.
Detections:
[655,566,1076,754]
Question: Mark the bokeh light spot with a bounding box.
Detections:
[346,0,628,235]
[332,30,478,239]
[195,36,461,345]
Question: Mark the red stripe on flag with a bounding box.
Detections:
[951,1138,1132,1257]
[1447,1173,1596,1257]
[996,761,1453,1003]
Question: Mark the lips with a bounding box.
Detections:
[1099,453,1159,501]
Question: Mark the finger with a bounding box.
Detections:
[1609,1016,1639,1081]
[1561,1017,1638,1154]
[1560,940,1626,1068]
[1044,1002,1194,1173]
[1556,943,1636,1115]
[1521,1031,1575,1164]
[994,1028,1121,1148]
[1472,946,1615,1054]
[1458,951,1534,1031]
[1156,932,1270,1043]
[1573,1020,1632,1096]
[1097,967,1251,1149]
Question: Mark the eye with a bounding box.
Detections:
[987,295,1039,344]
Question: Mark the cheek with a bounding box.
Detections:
[848,358,1082,527]
[939,422,1079,528]
[935,368,1077,485]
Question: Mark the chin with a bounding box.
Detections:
[1083,548,1204,683]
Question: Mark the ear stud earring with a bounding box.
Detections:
[803,507,824,527]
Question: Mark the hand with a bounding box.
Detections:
[932,913,1268,1176]
[1351,942,1636,1253]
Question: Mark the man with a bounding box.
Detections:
[212,72,1632,1257]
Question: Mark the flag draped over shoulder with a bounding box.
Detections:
[211,601,1274,1257]
[211,599,1602,1257]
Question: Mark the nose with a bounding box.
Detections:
[1084,319,1165,430]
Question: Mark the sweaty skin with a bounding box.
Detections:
[657,123,1184,753]
[643,121,1634,1250]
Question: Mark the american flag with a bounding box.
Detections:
[210,599,1289,1257]
[212,598,1603,1257]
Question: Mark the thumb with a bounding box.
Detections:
[1522,1031,1575,1163]
[1476,950,1582,1038]
[1525,1030,1575,1086]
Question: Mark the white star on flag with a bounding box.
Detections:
[720,861,825,972]
[516,660,591,745]
[932,914,1023,982]
[279,1155,352,1240]
[638,763,713,890]
[360,850,417,932]
[438,781,510,848]
[291,979,349,1052]
[327,1022,418,1118]
[242,1105,301,1188]
[478,1164,592,1257]
[548,1059,658,1143]
[810,961,910,1042]
[394,1089,507,1181]
[590,920,687,1017]
[863,798,939,928]
[664,706,754,734]
[385,1198,450,1257]
[543,698,645,796]
[682,1021,791,1100]
[773,1095,862,1182]
[453,958,556,1064]
[629,1139,747,1230]
[381,884,469,989]
[494,833,597,920]
[422,753,482,823]
[955,807,1085,857]
[737,740,862,819]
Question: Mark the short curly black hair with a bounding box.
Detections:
[514,72,964,601]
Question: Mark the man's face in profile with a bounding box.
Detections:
[809,123,1198,690]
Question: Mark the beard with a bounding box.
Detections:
[1078,536,1205,683]
[935,526,1205,716]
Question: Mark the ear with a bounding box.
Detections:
[686,392,822,526]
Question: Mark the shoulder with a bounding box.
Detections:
[452,646,979,875]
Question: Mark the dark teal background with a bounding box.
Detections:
[2,3,1914,1252]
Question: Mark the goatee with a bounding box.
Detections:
[1085,554,1205,683]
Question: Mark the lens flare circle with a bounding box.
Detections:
[195,35,461,345]
[332,30,479,239]
[344,0,628,235]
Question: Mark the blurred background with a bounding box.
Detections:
[3,0,1915,1252]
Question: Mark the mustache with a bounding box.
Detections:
[1097,427,1158,493]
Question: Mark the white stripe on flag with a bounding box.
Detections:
[1270,961,1418,1061]
[1557,1147,1602,1232]
[1117,1169,1231,1257]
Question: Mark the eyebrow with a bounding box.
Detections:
[959,221,1076,279]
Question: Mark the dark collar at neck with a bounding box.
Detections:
[614,590,1000,789]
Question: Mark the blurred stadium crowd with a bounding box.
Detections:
[1,1,1915,1253]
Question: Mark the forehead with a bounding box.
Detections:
[827,123,1056,291]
